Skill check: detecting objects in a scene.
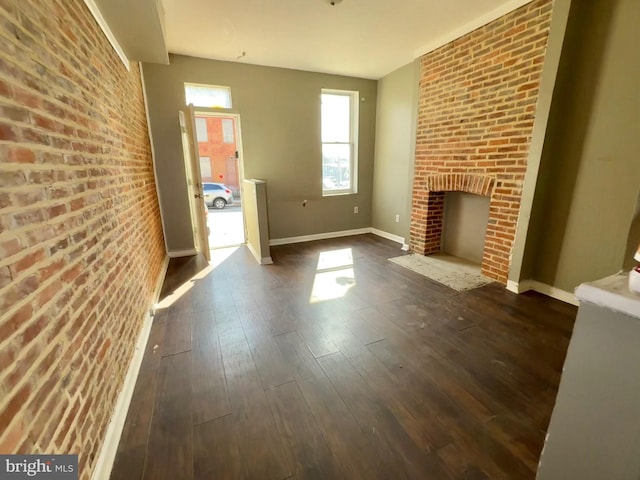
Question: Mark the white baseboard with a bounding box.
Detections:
[246,242,260,263]
[401,243,410,251]
[530,281,579,306]
[506,279,523,294]
[167,248,198,258]
[91,256,168,480]
[269,228,371,246]
[369,228,405,246]
[91,312,154,480]
[153,256,170,305]
[246,242,273,265]
[507,279,578,306]
[269,227,408,249]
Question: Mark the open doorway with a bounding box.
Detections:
[192,111,246,249]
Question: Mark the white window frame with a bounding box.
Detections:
[321,89,359,196]
[221,118,234,143]
[195,117,208,141]
[199,156,212,178]
[185,82,233,109]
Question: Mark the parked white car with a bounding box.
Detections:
[203,182,234,209]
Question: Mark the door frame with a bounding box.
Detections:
[190,108,247,245]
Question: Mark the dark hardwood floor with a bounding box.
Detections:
[110,234,576,480]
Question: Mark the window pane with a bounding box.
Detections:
[195,117,208,141]
[322,143,351,191]
[185,84,232,108]
[199,157,212,178]
[222,118,234,143]
[321,94,350,143]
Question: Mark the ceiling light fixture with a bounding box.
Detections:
[328,0,343,5]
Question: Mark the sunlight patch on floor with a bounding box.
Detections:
[317,247,353,270]
[155,280,194,310]
[310,248,356,303]
[155,246,240,310]
[208,207,245,248]
[207,246,240,274]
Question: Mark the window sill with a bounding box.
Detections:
[322,190,356,197]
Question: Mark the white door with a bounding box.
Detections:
[179,106,211,261]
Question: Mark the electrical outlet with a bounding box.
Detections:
[395,214,400,223]
[354,206,359,214]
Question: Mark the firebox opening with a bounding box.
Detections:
[441,192,490,265]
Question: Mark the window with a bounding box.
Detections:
[222,118,234,143]
[321,89,358,195]
[195,117,208,141]
[185,83,232,109]
[199,157,212,178]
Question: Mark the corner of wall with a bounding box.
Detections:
[506,0,573,284]
[507,279,579,306]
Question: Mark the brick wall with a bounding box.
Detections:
[0,1,165,478]
[410,0,553,282]
[196,115,239,193]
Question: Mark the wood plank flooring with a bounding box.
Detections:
[110,234,576,480]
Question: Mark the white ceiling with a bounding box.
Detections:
[162,0,532,79]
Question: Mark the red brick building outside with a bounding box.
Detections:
[195,115,240,196]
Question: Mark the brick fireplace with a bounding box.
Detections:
[409,0,553,283]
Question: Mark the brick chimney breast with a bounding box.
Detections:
[409,0,553,283]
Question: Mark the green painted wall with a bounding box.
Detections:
[522,0,640,291]
[143,55,377,251]
[371,61,418,243]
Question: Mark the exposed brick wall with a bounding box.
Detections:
[410,0,553,283]
[0,1,165,478]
